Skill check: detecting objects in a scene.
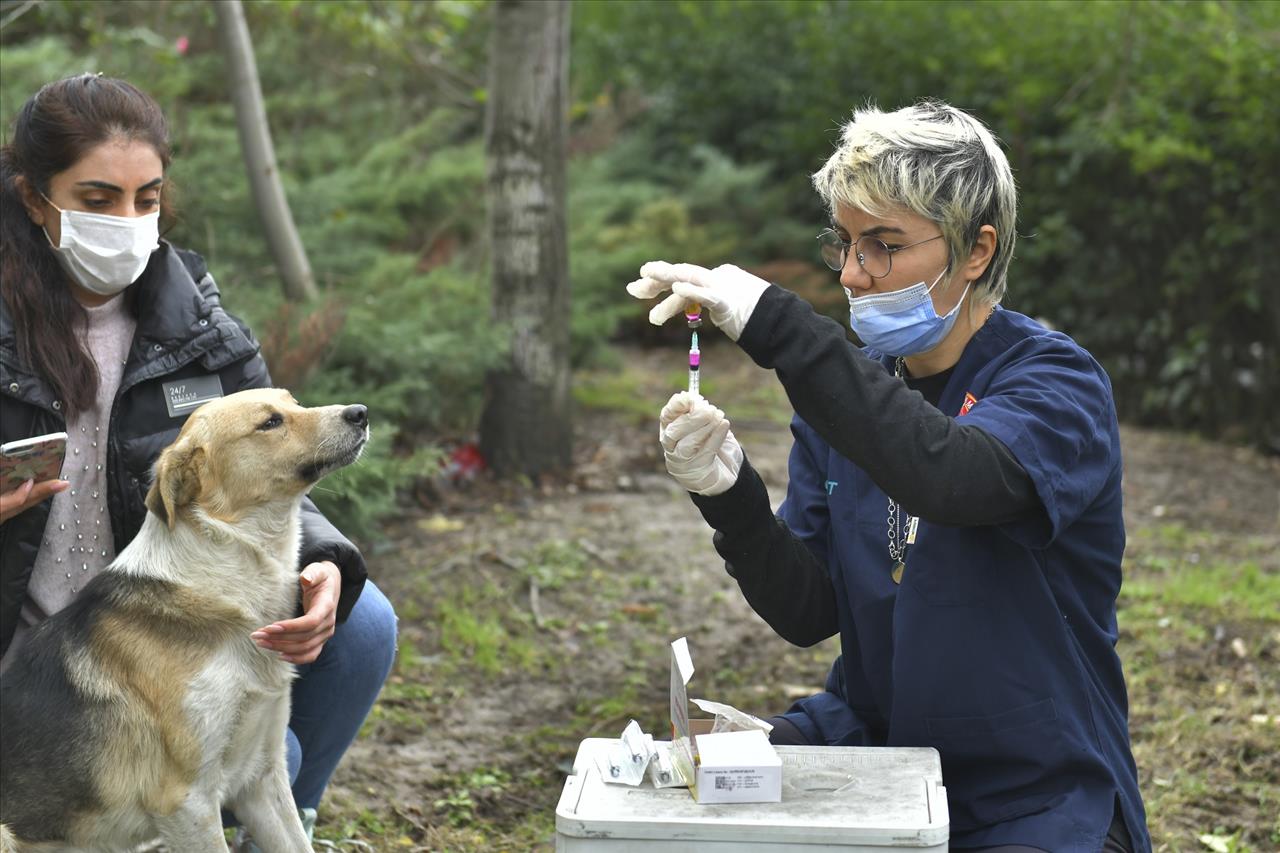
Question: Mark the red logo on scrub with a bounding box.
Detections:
[959,393,978,416]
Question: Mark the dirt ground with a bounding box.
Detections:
[321,342,1280,852]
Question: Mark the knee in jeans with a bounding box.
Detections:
[351,581,398,677]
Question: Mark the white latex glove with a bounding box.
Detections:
[626,261,771,341]
[659,391,743,496]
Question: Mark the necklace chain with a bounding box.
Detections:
[887,357,911,564]
[887,499,905,561]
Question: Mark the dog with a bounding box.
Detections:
[0,388,369,853]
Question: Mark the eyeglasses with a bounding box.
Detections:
[816,229,944,279]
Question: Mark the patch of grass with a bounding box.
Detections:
[379,679,446,705]
[491,503,521,526]
[573,365,658,422]
[726,377,793,425]
[522,539,590,590]
[438,586,540,677]
[1126,523,1277,570]
[314,807,414,844]
[362,698,427,736]
[571,346,790,424]
[1129,521,1211,552]
[1117,525,1279,852]
[629,572,660,592]
[415,815,557,852]
[395,635,424,671]
[574,686,640,733]
[433,769,511,827]
[359,634,455,736]
[1123,560,1280,622]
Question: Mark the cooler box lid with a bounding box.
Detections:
[556,738,949,848]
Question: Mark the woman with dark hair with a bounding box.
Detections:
[0,73,396,847]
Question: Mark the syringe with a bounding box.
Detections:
[688,331,701,395]
[686,302,702,395]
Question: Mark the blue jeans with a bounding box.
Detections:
[283,580,397,808]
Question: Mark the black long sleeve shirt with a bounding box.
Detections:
[689,286,1039,645]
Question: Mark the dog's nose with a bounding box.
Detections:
[342,405,368,427]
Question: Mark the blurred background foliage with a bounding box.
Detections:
[2,0,1276,539]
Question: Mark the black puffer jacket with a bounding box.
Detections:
[0,243,367,656]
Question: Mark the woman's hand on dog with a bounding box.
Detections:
[251,561,341,664]
[0,478,70,524]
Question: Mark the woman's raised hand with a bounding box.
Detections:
[627,261,771,341]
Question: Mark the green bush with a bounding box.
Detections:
[5,0,1275,551]
[568,130,815,359]
[573,0,1280,446]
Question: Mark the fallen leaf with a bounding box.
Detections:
[418,514,465,534]
[1198,833,1233,853]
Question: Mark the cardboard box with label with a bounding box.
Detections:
[669,637,781,804]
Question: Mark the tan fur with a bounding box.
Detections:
[164,389,340,521]
[146,388,342,527]
[145,436,205,529]
[86,590,247,816]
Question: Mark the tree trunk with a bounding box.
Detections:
[479,0,573,478]
[213,0,317,302]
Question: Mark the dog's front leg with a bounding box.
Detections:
[229,764,313,853]
[153,795,233,853]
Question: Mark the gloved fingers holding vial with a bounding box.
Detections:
[659,391,742,497]
[630,259,762,497]
[626,261,771,341]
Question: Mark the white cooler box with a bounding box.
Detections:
[556,737,948,852]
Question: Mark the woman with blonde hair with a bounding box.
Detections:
[629,99,1149,852]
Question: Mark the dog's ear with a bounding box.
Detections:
[145,438,204,529]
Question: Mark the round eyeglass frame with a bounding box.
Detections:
[816,229,944,279]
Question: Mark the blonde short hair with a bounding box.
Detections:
[812,100,1017,303]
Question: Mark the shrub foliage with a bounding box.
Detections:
[3,0,1275,538]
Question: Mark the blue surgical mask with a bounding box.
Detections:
[847,269,970,357]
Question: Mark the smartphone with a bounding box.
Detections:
[0,432,68,494]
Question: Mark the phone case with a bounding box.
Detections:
[0,432,68,494]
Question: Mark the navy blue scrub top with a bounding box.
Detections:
[774,308,1151,852]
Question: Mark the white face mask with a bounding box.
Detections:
[41,195,159,296]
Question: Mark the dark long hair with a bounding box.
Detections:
[0,74,175,417]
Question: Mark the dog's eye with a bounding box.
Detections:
[258,413,284,431]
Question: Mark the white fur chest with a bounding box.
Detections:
[184,638,297,799]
